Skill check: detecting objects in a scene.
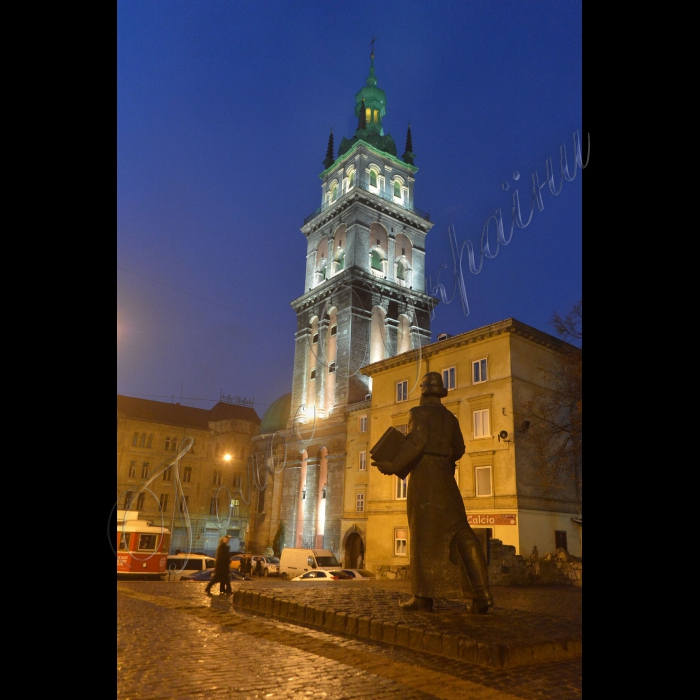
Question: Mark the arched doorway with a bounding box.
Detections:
[345,532,364,568]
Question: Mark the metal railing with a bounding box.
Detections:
[303,179,430,225]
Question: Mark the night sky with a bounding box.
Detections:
[117,1,583,415]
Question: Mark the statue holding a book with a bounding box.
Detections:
[371,372,494,613]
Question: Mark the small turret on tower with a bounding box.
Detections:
[402,123,415,165]
[323,129,335,169]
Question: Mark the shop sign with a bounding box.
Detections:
[467,513,517,526]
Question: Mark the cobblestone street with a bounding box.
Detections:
[117,581,581,700]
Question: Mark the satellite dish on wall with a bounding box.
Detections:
[498,430,509,442]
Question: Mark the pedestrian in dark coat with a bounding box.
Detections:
[372,372,494,614]
[205,535,232,595]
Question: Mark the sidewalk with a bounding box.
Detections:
[219,577,581,669]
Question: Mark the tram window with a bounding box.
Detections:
[138,534,158,551]
[119,532,130,550]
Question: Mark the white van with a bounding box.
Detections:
[278,548,341,580]
[165,553,216,581]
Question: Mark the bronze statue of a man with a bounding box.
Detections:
[372,372,494,613]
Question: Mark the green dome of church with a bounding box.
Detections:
[337,51,397,159]
[259,393,291,435]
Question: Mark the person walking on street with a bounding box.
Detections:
[205,535,232,595]
[372,372,494,614]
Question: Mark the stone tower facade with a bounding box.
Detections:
[248,52,436,560]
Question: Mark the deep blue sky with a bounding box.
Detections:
[117,0,583,415]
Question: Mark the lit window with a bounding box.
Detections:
[395,476,407,500]
[396,380,408,402]
[128,461,137,478]
[182,467,192,483]
[365,108,371,123]
[141,462,150,478]
[162,467,172,481]
[475,466,492,497]
[332,185,338,201]
[369,170,377,188]
[374,109,379,122]
[394,181,401,198]
[359,415,368,432]
[138,534,158,551]
[473,409,490,438]
[356,493,365,512]
[394,528,407,556]
[348,171,355,188]
[442,367,456,391]
[359,451,367,471]
[473,358,488,384]
[231,499,240,516]
[159,493,169,512]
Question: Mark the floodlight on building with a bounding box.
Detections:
[498,430,510,443]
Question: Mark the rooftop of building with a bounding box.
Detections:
[117,395,261,430]
[360,317,579,377]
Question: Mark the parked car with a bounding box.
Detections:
[340,569,375,580]
[229,554,246,571]
[165,554,216,581]
[182,568,252,582]
[290,570,350,581]
[278,548,341,579]
[250,555,280,577]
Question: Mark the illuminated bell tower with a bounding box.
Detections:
[290,49,435,418]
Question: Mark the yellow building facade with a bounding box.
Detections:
[116,396,261,555]
[340,318,581,573]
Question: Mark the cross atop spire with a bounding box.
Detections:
[369,35,378,58]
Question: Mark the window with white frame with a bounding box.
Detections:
[230,499,240,516]
[162,467,172,481]
[141,462,150,478]
[395,475,407,500]
[396,380,408,402]
[394,528,407,556]
[473,409,490,438]
[359,451,367,471]
[475,466,493,497]
[473,358,488,384]
[359,415,368,432]
[442,366,456,390]
[136,492,146,510]
[159,493,169,512]
[356,493,365,512]
[128,461,136,478]
[213,470,223,486]
[182,467,192,483]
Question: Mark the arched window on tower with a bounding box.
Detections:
[369,170,377,188]
[370,306,387,363]
[365,107,371,124]
[374,110,380,123]
[397,314,412,354]
[314,238,329,287]
[331,224,346,277]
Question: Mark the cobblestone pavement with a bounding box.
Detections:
[117,581,581,700]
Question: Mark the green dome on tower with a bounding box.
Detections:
[337,51,397,159]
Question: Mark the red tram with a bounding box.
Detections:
[116,509,170,580]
